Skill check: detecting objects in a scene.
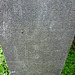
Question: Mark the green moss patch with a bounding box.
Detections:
[0,45,10,75]
[61,45,75,75]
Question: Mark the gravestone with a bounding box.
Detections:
[0,0,75,75]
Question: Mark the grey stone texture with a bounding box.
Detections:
[0,0,75,75]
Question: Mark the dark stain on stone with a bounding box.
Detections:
[72,35,75,46]
[21,29,24,34]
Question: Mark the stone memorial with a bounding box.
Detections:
[0,0,75,75]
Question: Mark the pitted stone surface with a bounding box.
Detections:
[0,0,75,75]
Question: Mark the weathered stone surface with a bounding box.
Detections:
[72,0,75,10]
[0,0,75,75]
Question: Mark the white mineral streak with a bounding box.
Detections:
[10,71,16,74]
[2,21,6,37]
[2,11,12,42]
